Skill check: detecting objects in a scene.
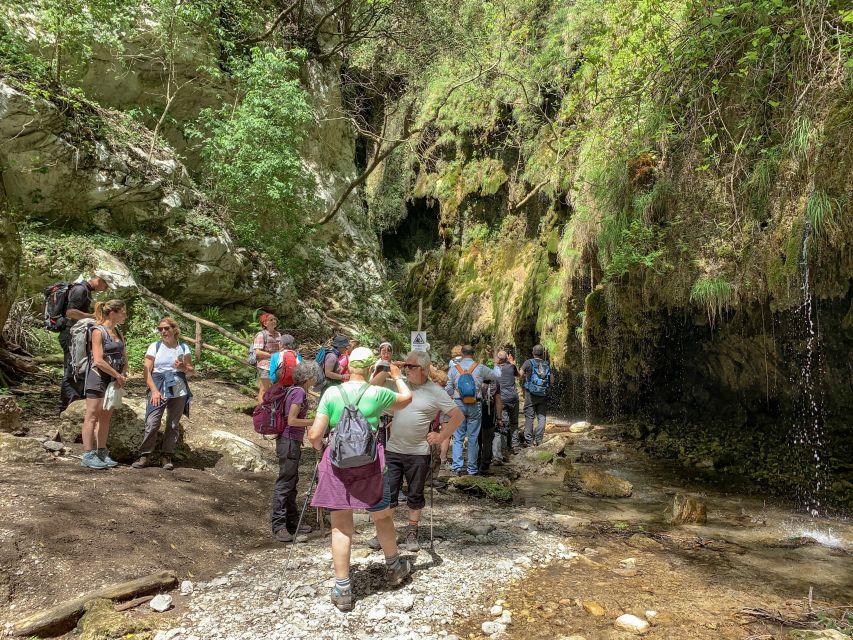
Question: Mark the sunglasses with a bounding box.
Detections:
[402,363,422,369]
[157,326,172,332]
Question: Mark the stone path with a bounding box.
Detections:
[172,494,578,640]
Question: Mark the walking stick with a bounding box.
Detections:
[429,460,434,550]
[284,454,320,572]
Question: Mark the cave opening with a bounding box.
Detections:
[381,197,441,264]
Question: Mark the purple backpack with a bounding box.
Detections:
[329,384,378,469]
[252,385,294,436]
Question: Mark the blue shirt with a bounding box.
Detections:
[445,357,498,399]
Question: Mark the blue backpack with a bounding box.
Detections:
[525,359,552,396]
[313,346,339,389]
[454,363,479,405]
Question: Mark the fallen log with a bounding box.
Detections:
[11,570,177,637]
[114,594,155,612]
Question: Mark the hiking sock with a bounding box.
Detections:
[385,553,401,572]
[334,577,351,594]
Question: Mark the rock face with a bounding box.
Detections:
[203,430,271,472]
[0,216,21,332]
[562,465,633,498]
[59,397,190,463]
[0,396,23,433]
[0,433,52,463]
[666,493,708,524]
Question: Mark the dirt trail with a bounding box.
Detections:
[1,384,850,639]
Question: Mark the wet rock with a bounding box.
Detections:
[0,396,22,433]
[582,601,606,616]
[562,466,633,497]
[447,475,512,502]
[614,613,650,634]
[149,594,173,612]
[0,433,52,463]
[538,434,570,453]
[568,421,591,433]
[666,494,707,525]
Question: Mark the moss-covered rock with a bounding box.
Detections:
[76,598,168,640]
[0,433,52,463]
[562,465,633,498]
[447,474,513,502]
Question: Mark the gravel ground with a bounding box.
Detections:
[174,492,579,640]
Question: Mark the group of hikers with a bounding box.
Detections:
[48,276,554,612]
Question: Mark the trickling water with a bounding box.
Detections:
[605,286,623,419]
[794,226,828,518]
[581,334,593,420]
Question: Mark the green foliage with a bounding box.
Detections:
[191,47,315,270]
[601,218,668,281]
[690,276,734,326]
[1,0,137,83]
[806,191,838,236]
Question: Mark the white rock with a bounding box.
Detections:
[481,621,506,634]
[569,421,591,433]
[489,605,503,616]
[149,594,173,612]
[180,580,194,595]
[390,594,416,612]
[645,610,658,621]
[500,610,512,624]
[614,614,650,635]
[367,605,387,621]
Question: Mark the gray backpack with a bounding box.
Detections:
[329,384,378,469]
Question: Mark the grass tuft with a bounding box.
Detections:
[690,276,734,327]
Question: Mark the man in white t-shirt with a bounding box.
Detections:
[387,350,463,551]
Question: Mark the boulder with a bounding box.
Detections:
[447,475,512,502]
[569,421,591,433]
[614,613,650,635]
[0,396,22,433]
[0,433,53,463]
[0,216,21,331]
[204,430,271,472]
[537,434,569,454]
[562,465,633,498]
[666,494,707,525]
[60,397,190,463]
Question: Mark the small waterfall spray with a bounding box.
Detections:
[605,287,623,420]
[581,331,593,419]
[794,224,828,518]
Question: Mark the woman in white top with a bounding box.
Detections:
[133,317,194,470]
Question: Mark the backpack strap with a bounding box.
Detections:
[465,363,477,375]
[155,341,162,356]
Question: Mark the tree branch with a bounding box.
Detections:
[237,0,300,46]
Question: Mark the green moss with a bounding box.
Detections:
[450,474,513,501]
[77,598,168,640]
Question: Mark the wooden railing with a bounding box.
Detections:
[136,284,254,368]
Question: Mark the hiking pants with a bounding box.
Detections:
[59,331,83,412]
[386,451,430,510]
[140,396,187,456]
[271,437,302,534]
[478,400,499,470]
[452,400,482,475]
[501,399,520,452]
[523,391,548,445]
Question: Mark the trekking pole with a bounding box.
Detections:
[429,460,434,550]
[284,455,320,572]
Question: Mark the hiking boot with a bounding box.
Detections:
[366,536,381,550]
[330,587,353,612]
[274,529,294,543]
[404,525,420,552]
[131,456,150,469]
[161,455,174,470]
[97,448,119,467]
[455,470,467,477]
[81,450,108,470]
[386,557,412,586]
[295,523,312,534]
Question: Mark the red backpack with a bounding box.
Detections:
[252,386,295,436]
[271,349,299,386]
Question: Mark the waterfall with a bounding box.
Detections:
[794,224,828,518]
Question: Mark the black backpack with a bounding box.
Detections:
[43,282,80,332]
[329,384,378,469]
